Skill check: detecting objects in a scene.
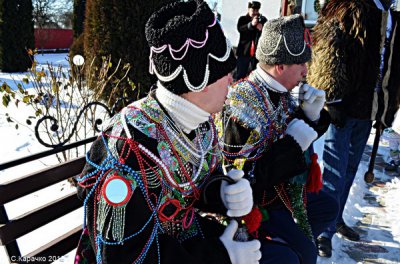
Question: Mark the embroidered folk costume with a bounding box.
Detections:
[221,68,328,240]
[219,15,334,263]
[73,1,260,263]
[77,94,226,263]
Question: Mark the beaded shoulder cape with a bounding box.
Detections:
[223,71,296,164]
[77,95,221,262]
[221,72,314,241]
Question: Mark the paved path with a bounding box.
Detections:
[318,131,400,264]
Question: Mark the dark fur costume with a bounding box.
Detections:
[380,9,400,126]
[308,0,400,126]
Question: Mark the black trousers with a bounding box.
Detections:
[260,191,338,264]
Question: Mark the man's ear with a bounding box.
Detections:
[275,64,284,74]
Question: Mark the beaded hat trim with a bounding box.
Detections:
[149,19,232,92]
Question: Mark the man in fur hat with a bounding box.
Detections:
[236,1,267,80]
[307,0,400,258]
[220,14,337,264]
[74,1,261,263]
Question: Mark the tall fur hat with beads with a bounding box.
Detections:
[256,14,311,65]
[145,0,236,95]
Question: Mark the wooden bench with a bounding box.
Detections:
[0,137,96,263]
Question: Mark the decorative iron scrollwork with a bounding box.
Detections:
[34,102,113,148]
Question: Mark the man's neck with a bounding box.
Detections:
[256,64,288,93]
[155,82,210,133]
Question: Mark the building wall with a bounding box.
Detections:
[35,29,73,50]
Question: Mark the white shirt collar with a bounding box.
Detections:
[255,64,288,93]
[155,81,210,133]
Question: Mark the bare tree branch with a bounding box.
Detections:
[33,0,73,28]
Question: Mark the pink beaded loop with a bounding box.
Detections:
[182,207,195,229]
[150,17,217,61]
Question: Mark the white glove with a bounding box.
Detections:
[299,84,326,121]
[286,118,318,151]
[220,169,253,217]
[219,220,261,264]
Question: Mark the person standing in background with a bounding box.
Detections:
[307,0,400,258]
[235,1,267,80]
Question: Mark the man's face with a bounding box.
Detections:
[203,73,232,114]
[248,8,260,18]
[280,63,308,91]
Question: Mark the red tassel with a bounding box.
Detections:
[250,40,255,57]
[243,207,262,236]
[306,153,323,193]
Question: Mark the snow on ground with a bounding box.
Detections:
[1,54,400,263]
[0,53,82,264]
[314,132,400,264]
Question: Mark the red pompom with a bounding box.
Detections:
[306,153,323,193]
[243,207,262,235]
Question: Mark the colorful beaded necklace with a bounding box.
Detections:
[219,71,314,241]
[220,71,295,174]
[77,95,221,263]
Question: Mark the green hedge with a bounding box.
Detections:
[83,0,175,104]
[0,0,34,72]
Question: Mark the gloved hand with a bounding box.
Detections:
[286,118,318,151]
[220,169,253,217]
[219,220,261,264]
[299,84,326,121]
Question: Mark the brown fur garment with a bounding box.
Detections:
[307,0,382,120]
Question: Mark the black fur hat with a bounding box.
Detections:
[256,14,312,65]
[248,1,261,9]
[145,0,236,94]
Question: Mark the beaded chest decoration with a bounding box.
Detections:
[221,71,296,168]
[77,95,221,263]
[220,72,314,241]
